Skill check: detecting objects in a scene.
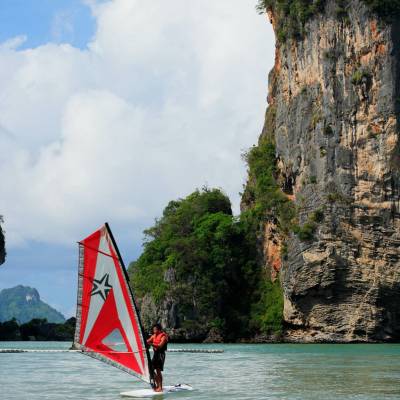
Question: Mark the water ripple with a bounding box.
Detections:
[1,342,399,400]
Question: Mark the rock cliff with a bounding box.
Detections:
[248,0,400,342]
[0,217,5,265]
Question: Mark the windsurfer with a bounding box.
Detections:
[146,323,168,392]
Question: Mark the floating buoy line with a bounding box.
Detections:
[0,348,224,354]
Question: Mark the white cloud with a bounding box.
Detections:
[51,10,75,43]
[0,35,27,50]
[0,0,275,247]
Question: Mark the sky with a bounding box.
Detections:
[0,0,275,317]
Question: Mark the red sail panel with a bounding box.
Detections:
[74,224,152,384]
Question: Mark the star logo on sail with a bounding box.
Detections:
[91,273,112,301]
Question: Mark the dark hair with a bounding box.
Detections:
[152,323,162,331]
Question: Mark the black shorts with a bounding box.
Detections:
[152,351,166,371]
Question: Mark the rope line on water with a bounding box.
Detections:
[0,348,224,354]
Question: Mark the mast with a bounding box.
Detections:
[104,222,155,386]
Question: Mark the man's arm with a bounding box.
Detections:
[146,334,155,345]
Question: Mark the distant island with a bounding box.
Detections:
[0,285,65,324]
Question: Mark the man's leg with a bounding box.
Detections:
[154,369,159,390]
[159,370,163,391]
[154,369,162,392]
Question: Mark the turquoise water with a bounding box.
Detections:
[0,342,399,399]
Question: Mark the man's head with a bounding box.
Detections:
[152,323,162,334]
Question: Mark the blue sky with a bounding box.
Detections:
[0,0,94,49]
[0,0,274,318]
[0,0,97,316]
[2,230,144,317]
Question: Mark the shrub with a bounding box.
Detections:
[310,208,324,223]
[311,110,322,129]
[326,190,352,204]
[292,207,324,241]
[277,28,288,43]
[351,68,371,85]
[324,125,334,135]
[327,192,339,202]
[293,221,316,241]
[362,0,400,18]
[309,175,317,184]
[323,49,335,60]
[242,136,297,234]
[256,0,400,43]
[335,0,349,19]
[281,241,288,260]
[256,0,325,42]
[250,278,284,335]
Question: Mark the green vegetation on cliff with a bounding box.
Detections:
[250,279,284,334]
[256,0,400,42]
[129,188,283,340]
[242,136,326,244]
[240,136,295,334]
[256,0,325,41]
[362,0,400,17]
[241,136,295,235]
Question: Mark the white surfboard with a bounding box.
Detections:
[120,384,193,398]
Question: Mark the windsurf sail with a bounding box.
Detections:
[73,223,153,385]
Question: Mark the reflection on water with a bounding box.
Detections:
[0,342,399,400]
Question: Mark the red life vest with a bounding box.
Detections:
[153,332,168,351]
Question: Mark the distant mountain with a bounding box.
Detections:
[0,285,65,324]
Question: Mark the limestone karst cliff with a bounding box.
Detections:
[246,0,400,342]
[0,217,5,266]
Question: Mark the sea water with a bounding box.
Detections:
[0,341,399,400]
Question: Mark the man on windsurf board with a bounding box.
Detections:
[147,323,168,392]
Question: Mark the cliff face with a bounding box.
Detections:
[252,0,400,342]
[0,217,5,265]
